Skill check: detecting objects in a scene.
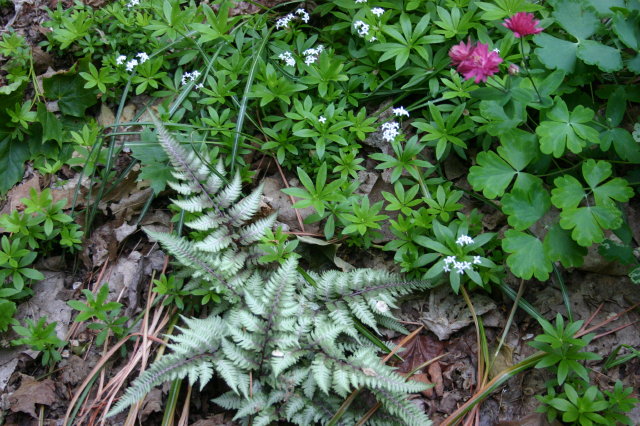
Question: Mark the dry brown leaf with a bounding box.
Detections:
[140,388,163,422]
[395,334,444,374]
[8,374,58,418]
[411,373,434,398]
[0,174,40,218]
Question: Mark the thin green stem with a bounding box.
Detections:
[519,38,542,103]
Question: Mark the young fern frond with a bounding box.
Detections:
[109,316,225,416]
[110,118,432,424]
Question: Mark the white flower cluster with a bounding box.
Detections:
[181,70,201,86]
[275,8,310,29]
[456,235,475,246]
[303,44,324,65]
[381,121,400,142]
[295,8,310,23]
[392,106,409,117]
[126,0,139,7]
[278,51,296,67]
[116,52,149,72]
[443,255,481,274]
[371,7,385,17]
[353,20,369,37]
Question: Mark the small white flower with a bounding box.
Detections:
[456,235,475,246]
[181,71,191,85]
[272,349,285,358]
[115,55,127,65]
[473,256,481,265]
[381,121,400,142]
[303,46,324,65]
[355,0,367,3]
[126,0,139,7]
[369,36,377,42]
[276,13,295,29]
[318,116,327,124]
[444,256,456,265]
[354,20,370,37]
[295,8,310,23]
[375,300,389,313]
[195,83,204,90]
[136,52,149,64]
[392,106,409,117]
[493,48,500,53]
[279,51,296,67]
[181,70,201,86]
[125,59,138,72]
[371,7,385,17]
[443,264,451,272]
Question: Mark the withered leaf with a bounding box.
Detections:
[9,374,58,418]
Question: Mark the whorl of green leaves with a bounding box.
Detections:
[109,118,431,425]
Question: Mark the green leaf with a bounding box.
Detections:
[502,230,551,280]
[479,101,524,136]
[534,33,578,73]
[36,104,63,144]
[20,268,44,281]
[502,181,550,231]
[585,0,625,16]
[468,133,536,199]
[601,128,640,163]
[629,266,640,284]
[0,133,30,194]
[497,130,537,171]
[543,224,586,268]
[550,175,585,209]
[548,397,574,411]
[139,163,173,194]
[612,12,640,49]
[43,72,98,117]
[576,40,623,72]
[598,238,636,265]
[592,179,633,208]
[468,152,516,199]
[129,129,168,163]
[559,205,621,247]
[0,299,16,332]
[552,0,599,40]
[536,98,598,157]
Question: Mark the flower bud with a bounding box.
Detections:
[508,63,520,75]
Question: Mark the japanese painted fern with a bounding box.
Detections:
[109,118,432,425]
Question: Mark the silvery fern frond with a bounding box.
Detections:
[108,316,226,416]
[111,118,433,424]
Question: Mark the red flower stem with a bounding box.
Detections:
[519,38,542,103]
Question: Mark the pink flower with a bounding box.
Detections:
[502,12,543,38]
[508,63,520,75]
[448,38,473,65]
[456,43,503,83]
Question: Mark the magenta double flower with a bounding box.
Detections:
[502,12,543,38]
[449,39,503,83]
[448,12,543,83]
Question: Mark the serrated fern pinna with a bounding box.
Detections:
[108,117,432,425]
